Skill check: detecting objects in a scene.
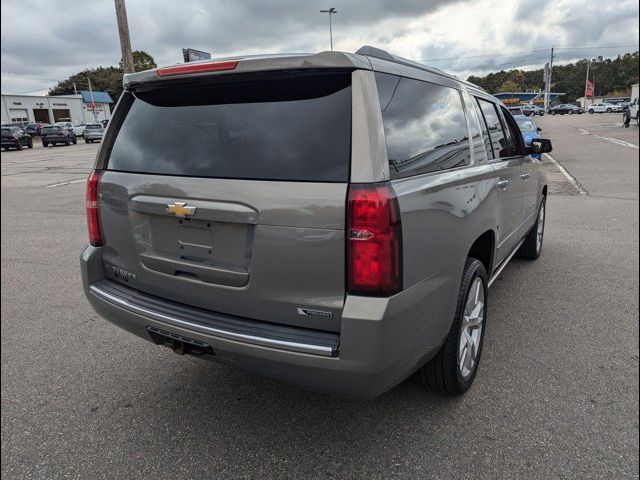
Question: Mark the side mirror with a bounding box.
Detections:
[537,127,543,132]
[529,138,552,155]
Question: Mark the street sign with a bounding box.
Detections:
[182,48,212,63]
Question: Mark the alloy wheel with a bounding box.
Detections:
[459,277,485,379]
[536,201,545,254]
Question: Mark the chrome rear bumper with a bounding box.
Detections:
[89,280,339,357]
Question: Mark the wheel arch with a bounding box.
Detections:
[468,230,496,277]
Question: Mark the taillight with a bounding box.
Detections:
[347,183,402,296]
[156,60,238,77]
[86,171,103,246]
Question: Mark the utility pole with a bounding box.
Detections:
[583,60,591,109]
[320,8,338,51]
[544,45,555,112]
[114,0,135,74]
[87,75,98,123]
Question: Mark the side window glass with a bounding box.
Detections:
[500,107,525,157]
[375,72,471,179]
[477,99,509,159]
[463,91,489,163]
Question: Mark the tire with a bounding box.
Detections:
[419,258,488,395]
[568,110,574,115]
[27,139,33,148]
[72,136,77,144]
[65,138,70,146]
[42,141,48,147]
[606,108,612,113]
[517,197,546,260]
[550,111,555,115]
[589,110,594,114]
[15,140,22,150]
[85,138,89,143]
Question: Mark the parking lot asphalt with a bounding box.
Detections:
[2,115,639,479]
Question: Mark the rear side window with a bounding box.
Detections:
[106,71,352,182]
[375,73,471,179]
[462,91,489,163]
[476,99,509,159]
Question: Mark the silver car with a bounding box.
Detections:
[81,46,552,399]
[83,123,104,143]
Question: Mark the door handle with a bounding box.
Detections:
[497,180,509,190]
[520,172,531,181]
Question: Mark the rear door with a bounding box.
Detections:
[96,70,353,332]
[475,98,524,263]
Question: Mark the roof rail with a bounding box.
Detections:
[355,45,486,92]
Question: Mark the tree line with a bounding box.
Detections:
[467,51,639,101]
[48,51,157,101]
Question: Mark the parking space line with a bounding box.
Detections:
[593,136,639,149]
[543,153,587,196]
[45,178,87,188]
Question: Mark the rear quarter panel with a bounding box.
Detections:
[393,164,500,288]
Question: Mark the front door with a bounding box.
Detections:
[475,98,525,264]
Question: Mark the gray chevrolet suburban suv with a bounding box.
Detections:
[81,47,552,399]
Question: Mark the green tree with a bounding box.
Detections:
[120,50,157,72]
[49,50,157,101]
[496,80,522,93]
[467,51,639,101]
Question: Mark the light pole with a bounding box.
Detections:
[320,8,338,51]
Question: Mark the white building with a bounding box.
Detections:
[1,91,113,125]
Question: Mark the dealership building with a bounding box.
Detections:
[1,91,114,125]
[494,91,565,105]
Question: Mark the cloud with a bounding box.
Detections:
[1,0,638,94]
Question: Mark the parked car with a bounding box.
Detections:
[1,126,33,150]
[81,47,552,399]
[507,106,524,116]
[549,104,583,115]
[587,103,617,114]
[83,123,104,143]
[514,115,542,159]
[41,125,77,146]
[24,123,48,136]
[74,123,89,137]
[54,121,76,136]
[522,104,545,116]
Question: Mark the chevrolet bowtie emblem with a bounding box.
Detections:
[166,201,196,218]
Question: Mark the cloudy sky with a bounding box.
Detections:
[1,0,638,95]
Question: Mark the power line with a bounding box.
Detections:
[421,42,638,64]
[422,46,550,62]
[1,73,61,82]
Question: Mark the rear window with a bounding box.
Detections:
[86,124,102,130]
[42,126,61,134]
[515,117,536,131]
[106,71,352,182]
[1,128,13,137]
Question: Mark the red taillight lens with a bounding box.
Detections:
[347,183,402,296]
[156,60,238,77]
[86,171,103,246]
